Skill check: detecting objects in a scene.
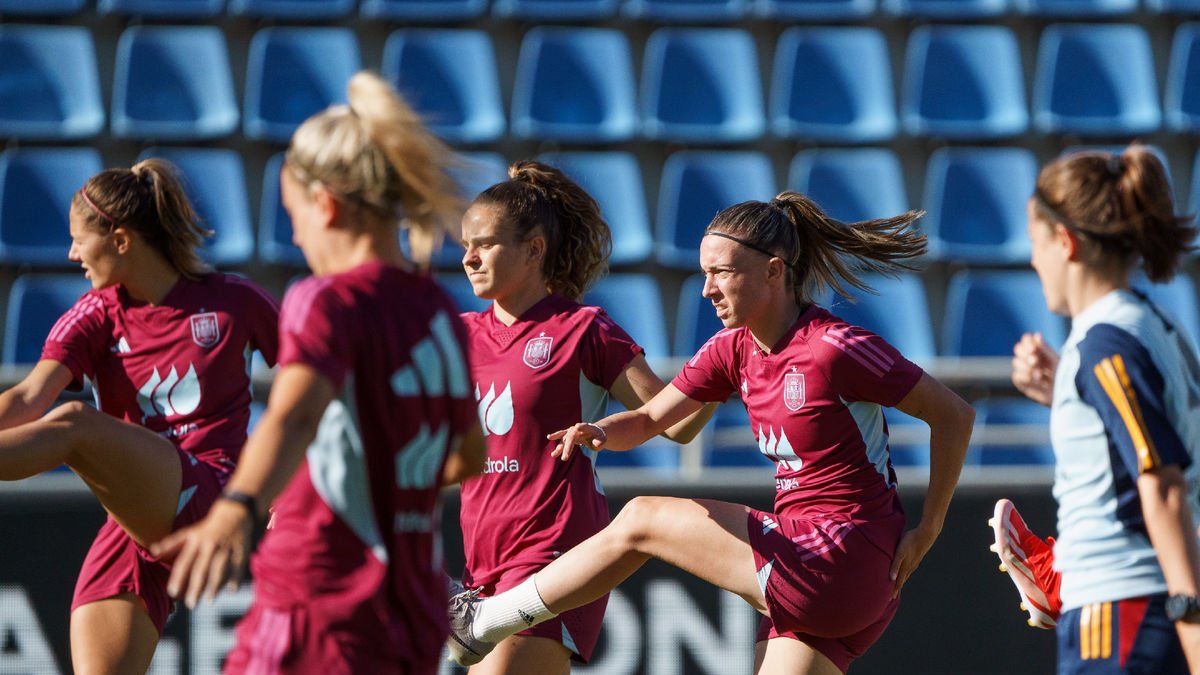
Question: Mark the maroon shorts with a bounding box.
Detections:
[747,508,903,673]
[71,448,228,633]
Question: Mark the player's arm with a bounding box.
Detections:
[0,361,75,429]
[550,383,703,460]
[442,421,485,485]
[1139,465,1200,668]
[608,354,717,444]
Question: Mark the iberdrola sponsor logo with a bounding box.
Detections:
[484,456,521,474]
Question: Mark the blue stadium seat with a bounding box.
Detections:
[884,0,1008,16]
[0,0,85,14]
[381,30,503,145]
[786,148,908,224]
[1132,274,1200,349]
[0,148,102,266]
[1167,24,1200,133]
[942,270,1068,358]
[244,27,361,143]
[641,29,764,143]
[1148,0,1200,11]
[972,397,1053,466]
[656,152,775,269]
[674,273,723,357]
[512,28,636,144]
[770,27,896,143]
[258,152,306,267]
[0,25,104,140]
[419,152,508,268]
[136,148,254,266]
[901,25,1027,139]
[754,0,875,19]
[582,274,670,362]
[596,397,681,474]
[3,274,93,365]
[825,273,937,365]
[1190,149,1200,216]
[536,152,652,265]
[229,0,355,18]
[625,0,746,20]
[1033,24,1161,136]
[434,273,490,313]
[1019,0,1137,15]
[112,26,238,141]
[923,147,1038,264]
[99,0,224,17]
[886,407,930,467]
[493,0,616,18]
[702,401,777,469]
[361,0,487,19]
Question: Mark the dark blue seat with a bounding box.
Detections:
[787,148,908,224]
[493,0,616,18]
[754,0,875,19]
[923,147,1038,263]
[99,0,224,16]
[942,270,1068,358]
[229,0,355,18]
[244,27,361,143]
[0,25,104,140]
[656,152,775,269]
[886,408,931,467]
[770,27,896,143]
[1166,24,1200,133]
[825,273,936,365]
[582,274,670,362]
[112,26,238,140]
[0,0,85,14]
[381,30,504,145]
[973,397,1054,466]
[3,274,93,365]
[641,29,764,143]
[258,152,306,267]
[884,0,1008,16]
[902,25,1027,139]
[624,0,746,21]
[0,148,102,266]
[360,0,487,19]
[137,148,253,266]
[674,273,724,357]
[536,152,652,265]
[1019,0,1137,15]
[1148,0,1200,11]
[512,28,636,143]
[1034,23,1160,136]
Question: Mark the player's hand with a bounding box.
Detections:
[1011,332,1058,407]
[889,521,940,599]
[547,422,607,462]
[150,498,253,609]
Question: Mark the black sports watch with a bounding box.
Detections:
[1165,594,1200,622]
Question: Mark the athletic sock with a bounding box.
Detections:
[472,575,557,643]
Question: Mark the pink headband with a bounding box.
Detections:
[77,189,119,228]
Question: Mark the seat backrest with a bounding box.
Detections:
[826,273,937,364]
[0,25,104,140]
[582,273,670,361]
[0,148,102,265]
[536,152,652,265]
[257,152,306,267]
[0,0,86,15]
[624,0,746,21]
[674,273,724,357]
[493,0,616,19]
[923,147,1037,263]
[1166,23,1200,133]
[361,0,487,20]
[229,0,355,18]
[1019,0,1137,16]
[98,0,224,17]
[942,269,1068,357]
[3,274,93,365]
[787,148,908,223]
[972,396,1054,466]
[754,0,874,19]
[883,0,1008,16]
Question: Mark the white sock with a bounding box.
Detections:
[472,575,556,642]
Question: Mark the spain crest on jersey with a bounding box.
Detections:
[190,312,220,348]
[523,335,553,369]
[783,372,805,411]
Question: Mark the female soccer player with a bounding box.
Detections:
[988,145,1200,673]
[153,71,486,675]
[0,158,279,674]
[448,192,975,675]
[454,160,713,674]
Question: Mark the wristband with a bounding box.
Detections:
[219,490,260,530]
[582,422,607,444]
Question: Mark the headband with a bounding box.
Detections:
[77,189,119,229]
[705,231,780,260]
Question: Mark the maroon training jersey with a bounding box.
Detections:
[459,294,642,589]
[249,261,475,667]
[40,273,279,471]
[672,305,923,522]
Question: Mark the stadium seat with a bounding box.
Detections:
[641,29,764,143]
[675,273,723,357]
[511,28,636,143]
[702,401,777,469]
[656,152,775,269]
[136,148,254,266]
[1148,0,1200,11]
[942,270,1068,358]
[418,152,508,268]
[228,0,355,18]
[0,25,104,141]
[434,273,490,313]
[258,152,306,267]
[0,148,102,266]
[493,0,617,19]
[825,273,937,365]
[770,27,896,143]
[98,0,224,17]
[536,152,652,265]
[0,0,85,15]
[923,147,1038,264]
[1132,274,1200,349]
[786,148,908,224]
[1166,24,1200,133]
[360,0,487,20]
[901,25,1028,139]
[884,0,1008,16]
[886,407,930,467]
[972,397,1053,466]
[754,0,875,19]
[624,0,746,21]
[244,27,361,143]
[112,26,238,141]
[582,274,670,362]
[596,398,681,474]
[1018,0,1137,15]
[1033,24,1161,136]
[3,274,93,365]
[381,30,504,145]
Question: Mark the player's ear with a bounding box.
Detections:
[109,226,132,254]
[310,185,340,228]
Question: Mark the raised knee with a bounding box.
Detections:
[609,496,665,547]
[43,401,100,440]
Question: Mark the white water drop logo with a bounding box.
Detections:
[137,364,202,421]
[475,381,514,436]
[757,424,802,471]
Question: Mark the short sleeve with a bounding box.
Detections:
[277,278,351,389]
[39,291,108,390]
[236,277,281,367]
[818,324,923,406]
[671,329,740,404]
[1076,323,1190,475]
[578,308,643,390]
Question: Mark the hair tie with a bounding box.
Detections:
[1106,154,1124,177]
[77,189,120,229]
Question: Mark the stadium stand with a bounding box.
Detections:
[257,152,306,267]
[583,273,670,362]
[492,0,617,19]
[1019,0,1139,16]
[755,0,875,18]
[3,274,92,366]
[786,148,908,223]
[942,269,1068,358]
[228,0,355,18]
[0,25,104,141]
[360,0,488,21]
[537,152,652,265]
[971,397,1054,466]
[0,0,86,14]
[884,0,1008,17]
[98,0,224,17]
[1167,23,1200,132]
[624,0,747,22]
[0,147,102,266]
[826,273,937,366]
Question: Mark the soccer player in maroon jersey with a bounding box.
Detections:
[449,192,976,674]
[453,160,714,674]
[0,157,279,674]
[152,71,486,675]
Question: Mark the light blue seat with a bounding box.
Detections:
[754,0,875,19]
[923,147,1037,264]
[493,0,616,18]
[825,273,936,365]
[381,30,503,145]
[902,25,1027,139]
[1167,24,1200,133]
[136,148,253,266]
[0,148,102,266]
[229,0,355,17]
[787,149,908,224]
[0,0,86,14]
[0,25,104,140]
[942,270,1068,357]
[641,29,764,143]
[1132,274,1200,350]
[624,0,746,20]
[884,0,1008,16]
[361,0,487,19]
[1034,23,1160,136]
[582,274,670,362]
[4,274,93,365]
[536,152,652,265]
[512,28,636,143]
[1149,0,1200,11]
[675,273,723,357]
[112,26,237,140]
[973,397,1054,466]
[1019,0,1137,15]
[656,152,775,269]
[770,27,896,143]
[244,28,361,143]
[258,153,306,267]
[99,0,224,16]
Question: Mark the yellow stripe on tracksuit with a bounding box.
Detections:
[1093,354,1162,472]
[1080,602,1114,660]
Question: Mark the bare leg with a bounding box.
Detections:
[469,635,572,675]
[754,638,843,675]
[70,595,159,675]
